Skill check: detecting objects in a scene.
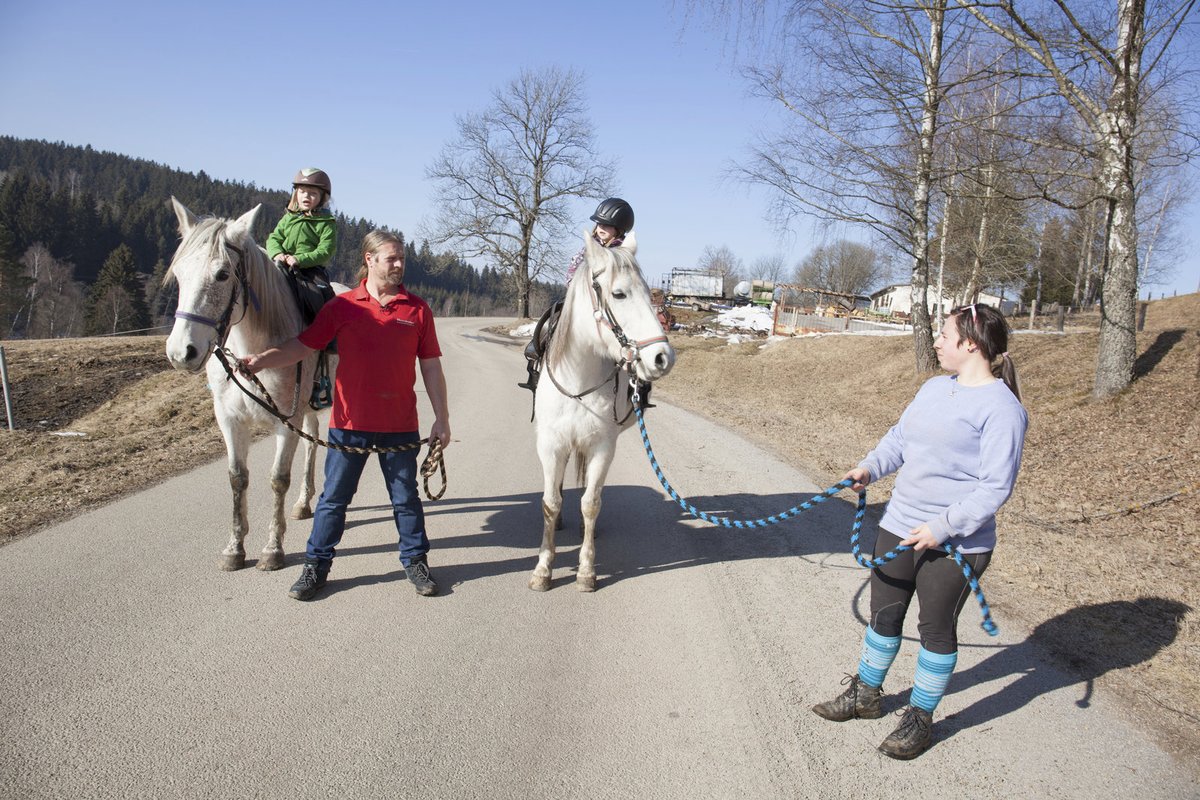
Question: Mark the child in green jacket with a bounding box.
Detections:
[268,168,339,402]
[267,167,337,309]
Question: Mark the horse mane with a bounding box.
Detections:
[547,241,646,373]
[168,216,302,340]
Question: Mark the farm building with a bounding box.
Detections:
[869,284,1017,318]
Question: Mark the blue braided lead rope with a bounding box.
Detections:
[634,405,998,636]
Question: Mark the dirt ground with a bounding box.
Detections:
[2,295,1197,766]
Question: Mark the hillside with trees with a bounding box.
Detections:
[0,136,531,339]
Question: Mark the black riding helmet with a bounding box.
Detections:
[590,197,634,236]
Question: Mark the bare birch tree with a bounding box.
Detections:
[952,0,1198,397]
[424,67,614,317]
[729,0,990,372]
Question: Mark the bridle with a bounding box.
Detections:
[171,237,303,416]
[172,239,260,351]
[544,270,669,420]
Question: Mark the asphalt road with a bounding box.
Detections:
[1,317,1195,799]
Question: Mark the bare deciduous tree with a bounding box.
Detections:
[19,244,83,338]
[953,0,1198,397]
[697,244,745,295]
[750,253,789,284]
[794,240,886,296]
[424,67,614,317]
[728,0,989,372]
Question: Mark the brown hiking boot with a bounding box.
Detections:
[811,674,884,721]
[878,706,934,760]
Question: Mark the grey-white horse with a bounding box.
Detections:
[530,231,676,592]
[164,198,334,571]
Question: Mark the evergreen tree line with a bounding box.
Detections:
[0,136,538,339]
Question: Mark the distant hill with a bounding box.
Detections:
[0,136,536,338]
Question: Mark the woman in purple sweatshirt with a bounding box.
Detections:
[812,303,1028,760]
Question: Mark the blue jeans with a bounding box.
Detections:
[305,429,429,568]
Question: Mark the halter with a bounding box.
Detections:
[542,270,669,414]
[173,239,261,351]
[588,275,669,367]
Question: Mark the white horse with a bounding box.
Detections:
[164,197,333,571]
[529,231,676,592]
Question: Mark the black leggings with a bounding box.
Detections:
[869,529,992,654]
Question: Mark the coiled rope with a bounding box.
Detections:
[632,400,997,635]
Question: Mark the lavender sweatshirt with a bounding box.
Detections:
[858,375,1028,554]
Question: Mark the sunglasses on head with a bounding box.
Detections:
[951,304,977,323]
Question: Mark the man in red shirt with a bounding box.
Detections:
[241,230,450,600]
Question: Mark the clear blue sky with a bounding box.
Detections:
[1,0,1197,298]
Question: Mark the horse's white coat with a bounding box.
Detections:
[164,198,333,571]
[530,231,675,591]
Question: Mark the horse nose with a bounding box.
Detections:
[654,351,670,371]
[185,344,198,363]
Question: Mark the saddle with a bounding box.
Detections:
[281,265,336,328]
[277,264,336,410]
[518,300,654,416]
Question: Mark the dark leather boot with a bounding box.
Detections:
[811,674,884,721]
[517,360,539,391]
[288,560,329,601]
[878,706,934,759]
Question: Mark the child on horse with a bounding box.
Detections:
[266,167,339,406]
[520,198,656,406]
[267,167,338,322]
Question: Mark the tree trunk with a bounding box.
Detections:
[909,1,946,375]
[1093,0,1144,399]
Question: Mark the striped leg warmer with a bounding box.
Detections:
[910,647,958,713]
[857,628,901,688]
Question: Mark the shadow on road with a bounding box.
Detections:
[938,597,1190,738]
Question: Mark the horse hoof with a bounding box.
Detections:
[256,551,285,571]
[529,574,551,592]
[289,506,313,521]
[576,574,596,593]
[218,553,246,571]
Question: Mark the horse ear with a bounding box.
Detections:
[622,230,637,255]
[583,227,606,272]
[227,205,263,241]
[171,196,197,236]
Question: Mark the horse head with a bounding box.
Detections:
[581,229,676,383]
[164,197,263,372]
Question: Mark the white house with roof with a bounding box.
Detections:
[869,285,1017,317]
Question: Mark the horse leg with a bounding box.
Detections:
[217,418,252,571]
[258,423,301,571]
[289,412,319,520]
[529,448,569,592]
[576,449,614,593]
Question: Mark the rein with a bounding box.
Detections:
[631,396,998,636]
[212,348,447,501]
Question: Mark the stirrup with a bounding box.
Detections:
[310,353,333,410]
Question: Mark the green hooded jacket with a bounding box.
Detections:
[266,209,337,269]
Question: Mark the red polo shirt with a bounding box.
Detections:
[298,280,442,432]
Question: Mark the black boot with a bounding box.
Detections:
[288,560,329,601]
[404,556,438,597]
[518,359,539,391]
[811,674,884,721]
[878,705,934,759]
